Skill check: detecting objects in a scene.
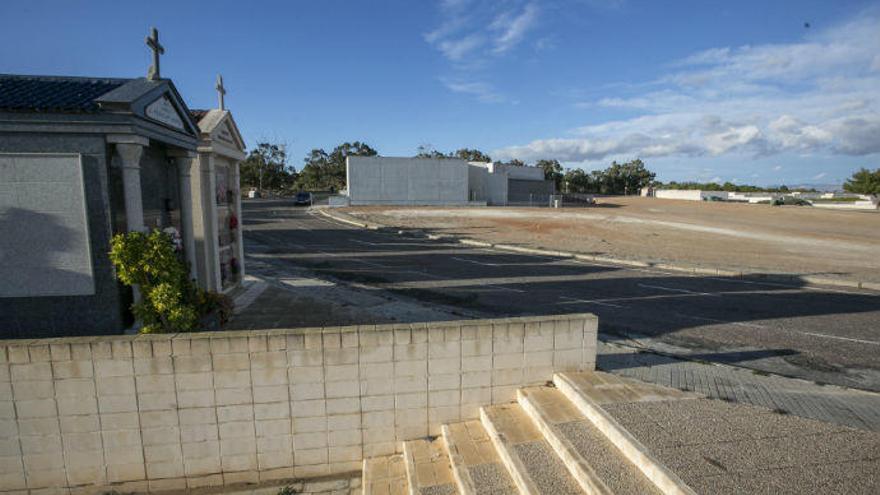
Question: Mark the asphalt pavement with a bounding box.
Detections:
[242,199,880,392]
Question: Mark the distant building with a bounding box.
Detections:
[345,156,555,206]
[651,189,730,201]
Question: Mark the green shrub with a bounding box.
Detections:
[109,229,232,333]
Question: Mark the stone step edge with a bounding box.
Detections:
[362,454,404,495]
[441,424,478,495]
[516,388,616,495]
[401,440,419,495]
[478,405,542,495]
[553,373,696,495]
[361,457,374,495]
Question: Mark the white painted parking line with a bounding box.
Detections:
[451,256,500,267]
[637,283,721,297]
[557,296,625,308]
[350,239,438,248]
[351,258,391,269]
[674,313,767,329]
[798,332,880,346]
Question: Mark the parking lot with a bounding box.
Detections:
[242,199,880,392]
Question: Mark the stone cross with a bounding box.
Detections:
[216,74,226,110]
[145,27,164,80]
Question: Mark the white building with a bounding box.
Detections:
[345,156,554,206]
[653,189,730,201]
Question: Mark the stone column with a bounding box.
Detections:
[114,143,146,232]
[197,154,222,292]
[232,160,246,280]
[172,152,199,281]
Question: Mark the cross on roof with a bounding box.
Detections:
[145,27,164,80]
[216,74,226,110]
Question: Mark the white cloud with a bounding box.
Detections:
[490,4,539,54]
[436,34,486,61]
[426,1,541,101]
[443,79,504,103]
[426,2,540,62]
[813,172,828,180]
[495,13,880,162]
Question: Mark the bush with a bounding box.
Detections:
[771,197,811,207]
[109,229,232,333]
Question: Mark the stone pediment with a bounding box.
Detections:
[145,95,186,131]
[97,78,199,138]
[195,109,246,154]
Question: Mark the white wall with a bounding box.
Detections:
[486,173,508,206]
[346,157,469,205]
[488,162,545,181]
[0,314,597,493]
[654,189,703,201]
[467,164,488,202]
[654,190,729,201]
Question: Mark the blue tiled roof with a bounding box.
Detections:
[0,74,131,113]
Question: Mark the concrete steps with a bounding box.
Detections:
[554,372,695,495]
[442,420,518,495]
[362,371,695,495]
[402,437,458,495]
[517,386,662,495]
[362,454,408,495]
[481,403,585,495]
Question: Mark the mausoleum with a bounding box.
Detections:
[0,29,245,338]
[188,76,247,292]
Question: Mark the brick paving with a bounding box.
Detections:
[598,340,880,431]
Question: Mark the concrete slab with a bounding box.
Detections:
[403,437,458,495]
[442,421,517,495]
[363,455,408,495]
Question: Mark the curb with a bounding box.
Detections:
[441,424,479,495]
[553,373,696,495]
[316,207,880,292]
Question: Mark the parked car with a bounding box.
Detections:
[293,191,313,206]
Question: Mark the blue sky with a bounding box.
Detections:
[1,0,878,186]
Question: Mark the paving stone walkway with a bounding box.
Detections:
[598,339,880,431]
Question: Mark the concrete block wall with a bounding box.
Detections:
[346,156,470,205]
[0,314,597,494]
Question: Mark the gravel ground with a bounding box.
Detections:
[344,197,880,283]
[603,398,880,494]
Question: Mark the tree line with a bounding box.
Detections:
[654,181,812,193]
[240,140,878,197]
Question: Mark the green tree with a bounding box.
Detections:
[536,159,564,190]
[563,168,592,193]
[240,142,295,194]
[414,144,449,159]
[297,141,378,191]
[843,168,880,195]
[453,148,492,162]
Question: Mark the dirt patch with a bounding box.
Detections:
[342,197,880,283]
